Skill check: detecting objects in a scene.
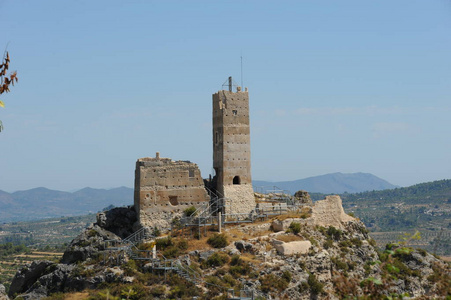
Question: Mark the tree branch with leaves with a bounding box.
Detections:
[0,50,18,132]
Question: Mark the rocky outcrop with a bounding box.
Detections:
[8,260,54,298]
[96,206,137,238]
[61,224,119,264]
[0,284,9,300]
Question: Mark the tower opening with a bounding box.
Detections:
[169,196,178,206]
[233,176,241,185]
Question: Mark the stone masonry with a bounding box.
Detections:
[134,152,209,229]
[212,83,256,215]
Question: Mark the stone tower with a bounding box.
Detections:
[212,77,256,215]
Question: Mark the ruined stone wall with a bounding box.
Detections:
[311,195,355,229]
[212,88,255,215]
[134,153,209,229]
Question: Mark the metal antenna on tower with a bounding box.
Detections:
[240,55,243,89]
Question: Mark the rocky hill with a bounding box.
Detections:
[2,197,450,300]
[254,172,397,194]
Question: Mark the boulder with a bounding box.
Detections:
[235,240,254,253]
[0,284,9,300]
[272,240,311,256]
[8,260,54,298]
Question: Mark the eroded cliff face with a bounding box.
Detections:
[8,196,451,300]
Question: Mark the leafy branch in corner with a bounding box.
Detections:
[0,50,19,132]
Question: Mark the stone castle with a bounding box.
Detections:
[134,77,255,229]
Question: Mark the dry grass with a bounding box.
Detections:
[186,236,213,252]
[32,251,64,256]
[63,292,90,300]
[273,211,302,221]
[240,253,261,264]
[275,235,304,243]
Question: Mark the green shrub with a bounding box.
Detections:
[260,274,289,293]
[282,270,292,283]
[177,239,189,251]
[156,236,173,250]
[184,206,197,217]
[152,227,161,237]
[207,233,228,248]
[205,252,230,267]
[417,248,427,257]
[288,222,301,234]
[350,237,362,247]
[327,226,342,240]
[323,239,333,249]
[149,285,166,297]
[331,256,349,271]
[307,273,324,295]
[162,246,180,258]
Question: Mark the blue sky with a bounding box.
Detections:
[0,0,450,192]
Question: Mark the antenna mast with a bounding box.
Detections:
[240,55,243,89]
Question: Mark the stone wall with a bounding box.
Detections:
[311,195,355,229]
[134,153,209,229]
[223,185,256,215]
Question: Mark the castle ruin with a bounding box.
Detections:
[134,77,255,229]
[134,153,209,229]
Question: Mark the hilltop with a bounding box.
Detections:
[3,196,450,300]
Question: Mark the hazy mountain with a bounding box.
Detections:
[253,172,397,194]
[0,187,133,223]
[0,172,396,222]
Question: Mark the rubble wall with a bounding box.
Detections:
[134,154,209,229]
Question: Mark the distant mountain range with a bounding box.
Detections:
[253,172,397,194]
[0,172,396,223]
[0,187,133,223]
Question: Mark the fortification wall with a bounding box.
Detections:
[134,153,209,229]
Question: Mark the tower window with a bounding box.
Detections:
[233,176,241,185]
[215,131,219,145]
[189,169,195,177]
[232,110,237,116]
[169,196,178,206]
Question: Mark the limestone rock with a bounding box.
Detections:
[61,224,120,264]
[312,195,354,229]
[8,260,54,298]
[272,240,311,256]
[0,284,9,300]
[235,240,254,253]
[96,206,137,239]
